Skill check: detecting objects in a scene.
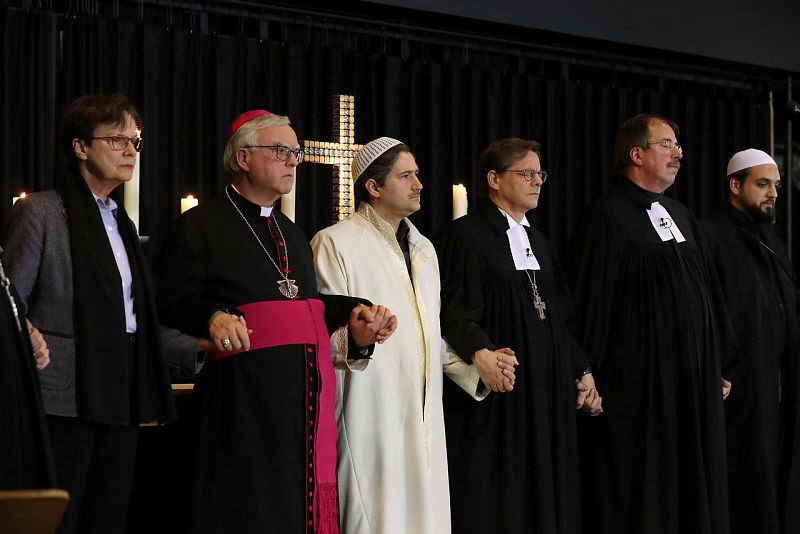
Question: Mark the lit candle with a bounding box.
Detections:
[124,134,141,234]
[180,195,199,214]
[452,184,468,219]
[281,169,296,222]
[12,192,27,205]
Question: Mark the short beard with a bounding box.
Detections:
[743,201,776,223]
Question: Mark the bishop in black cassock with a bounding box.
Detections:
[701,149,800,534]
[158,110,393,534]
[435,138,602,534]
[566,115,734,534]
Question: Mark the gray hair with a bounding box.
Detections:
[223,113,291,176]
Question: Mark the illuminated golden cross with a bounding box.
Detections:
[302,95,363,222]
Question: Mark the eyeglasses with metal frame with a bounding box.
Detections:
[88,135,144,152]
[505,169,548,183]
[646,139,682,153]
[242,145,305,163]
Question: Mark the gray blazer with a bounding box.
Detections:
[2,190,199,417]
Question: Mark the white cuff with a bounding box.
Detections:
[331,325,369,372]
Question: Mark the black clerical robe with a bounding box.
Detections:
[158,188,361,534]
[566,179,734,534]
[434,199,589,534]
[785,355,800,534]
[0,277,55,490]
[701,203,800,534]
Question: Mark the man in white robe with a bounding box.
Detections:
[312,137,517,534]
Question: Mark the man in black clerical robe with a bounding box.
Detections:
[158,110,394,534]
[0,254,55,490]
[435,138,602,534]
[566,114,735,534]
[700,149,800,534]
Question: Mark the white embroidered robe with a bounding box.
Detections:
[311,204,481,534]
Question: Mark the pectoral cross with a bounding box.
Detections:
[532,290,547,321]
[301,95,364,223]
[524,270,547,321]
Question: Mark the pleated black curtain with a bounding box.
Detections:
[1,7,770,260]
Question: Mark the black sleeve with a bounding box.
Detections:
[564,202,623,370]
[694,219,740,379]
[319,293,375,358]
[551,251,591,378]
[433,224,496,364]
[158,216,235,338]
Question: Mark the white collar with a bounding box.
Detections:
[646,201,686,243]
[230,183,273,217]
[497,207,530,229]
[497,208,540,270]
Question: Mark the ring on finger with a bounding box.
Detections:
[222,338,231,348]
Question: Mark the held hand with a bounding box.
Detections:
[208,311,252,352]
[576,373,603,415]
[494,347,519,385]
[722,377,732,400]
[26,318,50,370]
[474,348,518,393]
[358,304,398,343]
[350,304,398,347]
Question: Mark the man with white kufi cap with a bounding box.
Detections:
[701,148,800,534]
[311,137,513,533]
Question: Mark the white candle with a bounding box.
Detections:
[124,151,141,234]
[281,169,296,222]
[452,184,468,219]
[180,195,199,214]
[12,192,27,205]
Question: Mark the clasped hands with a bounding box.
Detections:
[347,304,397,347]
[473,345,603,414]
[722,377,732,400]
[208,311,253,352]
[208,304,398,353]
[575,373,603,416]
[474,348,519,393]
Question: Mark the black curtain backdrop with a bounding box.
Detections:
[1,7,772,261]
[0,6,782,532]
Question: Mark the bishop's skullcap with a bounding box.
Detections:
[227,109,272,141]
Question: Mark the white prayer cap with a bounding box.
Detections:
[353,137,404,180]
[726,148,777,177]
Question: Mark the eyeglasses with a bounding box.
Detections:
[88,135,144,152]
[243,145,305,163]
[646,139,682,153]
[505,169,548,183]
